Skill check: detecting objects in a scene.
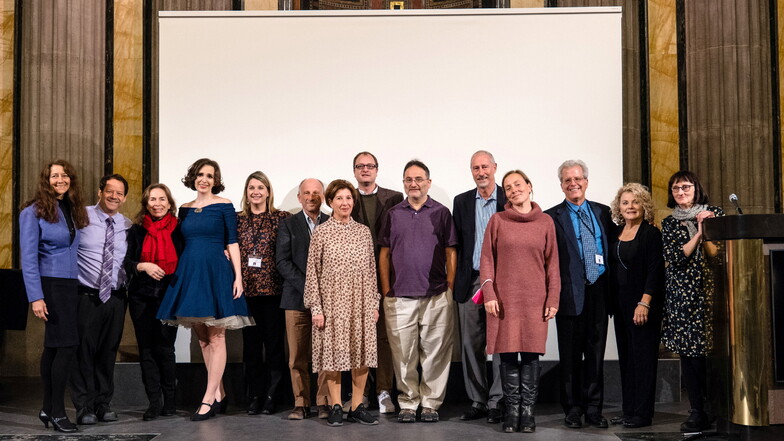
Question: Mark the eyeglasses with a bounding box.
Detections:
[562,177,586,184]
[671,184,694,193]
[403,177,428,184]
[354,164,378,170]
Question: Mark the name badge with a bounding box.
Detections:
[595,254,604,265]
[248,257,262,268]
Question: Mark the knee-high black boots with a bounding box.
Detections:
[520,359,541,433]
[501,361,521,433]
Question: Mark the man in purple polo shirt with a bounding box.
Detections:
[378,159,458,424]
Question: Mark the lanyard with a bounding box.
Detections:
[569,203,596,236]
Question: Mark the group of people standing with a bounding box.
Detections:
[20,151,721,434]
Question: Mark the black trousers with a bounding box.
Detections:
[128,294,177,407]
[555,274,609,415]
[613,310,661,419]
[243,295,286,400]
[70,288,127,412]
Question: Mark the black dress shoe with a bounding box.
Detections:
[143,402,162,421]
[486,407,503,424]
[623,416,652,428]
[681,409,710,432]
[261,396,275,415]
[51,416,78,432]
[76,409,97,425]
[564,410,582,428]
[160,406,176,417]
[96,407,118,422]
[460,405,488,421]
[610,415,627,425]
[247,396,261,415]
[586,413,609,428]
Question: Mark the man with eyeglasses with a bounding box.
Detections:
[378,159,457,423]
[452,150,506,424]
[544,160,613,430]
[350,151,403,414]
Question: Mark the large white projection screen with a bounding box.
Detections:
[159,8,623,361]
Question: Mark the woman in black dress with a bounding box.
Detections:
[124,183,182,420]
[20,160,89,432]
[660,171,723,432]
[608,183,664,429]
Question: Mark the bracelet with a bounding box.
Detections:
[637,301,650,309]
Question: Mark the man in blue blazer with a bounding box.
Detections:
[452,150,506,423]
[276,178,331,421]
[545,160,612,429]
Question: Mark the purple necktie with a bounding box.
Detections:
[99,217,115,303]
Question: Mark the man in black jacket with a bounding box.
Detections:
[452,150,506,423]
[545,160,613,429]
[351,151,403,414]
[276,178,330,420]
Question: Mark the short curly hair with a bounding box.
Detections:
[181,158,225,194]
[610,182,655,226]
[325,179,358,207]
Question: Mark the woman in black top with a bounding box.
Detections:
[608,183,664,429]
[124,183,182,420]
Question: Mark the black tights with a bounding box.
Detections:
[499,352,538,365]
[41,346,76,418]
[679,355,706,411]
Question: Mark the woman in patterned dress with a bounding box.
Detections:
[660,171,723,432]
[304,179,380,427]
[236,171,291,415]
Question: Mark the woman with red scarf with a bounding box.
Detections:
[124,183,182,420]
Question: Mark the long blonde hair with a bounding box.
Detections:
[240,171,278,215]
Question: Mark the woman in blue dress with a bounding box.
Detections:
[157,158,254,421]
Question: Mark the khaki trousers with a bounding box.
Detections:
[384,289,454,411]
[285,310,328,407]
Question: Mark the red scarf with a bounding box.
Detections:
[141,213,179,274]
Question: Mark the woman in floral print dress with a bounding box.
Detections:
[660,171,723,433]
[304,179,380,427]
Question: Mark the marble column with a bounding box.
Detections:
[648,0,680,221]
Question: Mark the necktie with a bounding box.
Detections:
[99,217,115,303]
[579,207,599,284]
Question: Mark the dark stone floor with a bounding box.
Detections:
[0,376,732,441]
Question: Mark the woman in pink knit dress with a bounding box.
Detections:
[480,170,560,433]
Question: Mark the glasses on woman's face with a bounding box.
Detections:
[671,184,694,193]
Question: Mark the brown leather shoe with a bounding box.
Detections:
[287,406,308,420]
[318,405,330,419]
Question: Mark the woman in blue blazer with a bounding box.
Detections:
[20,160,89,432]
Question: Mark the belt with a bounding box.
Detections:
[78,284,126,297]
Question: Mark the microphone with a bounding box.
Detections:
[729,194,744,215]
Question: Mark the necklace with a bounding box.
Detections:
[616,241,628,270]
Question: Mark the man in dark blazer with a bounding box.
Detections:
[351,151,403,414]
[452,150,507,423]
[276,178,330,421]
[545,160,613,429]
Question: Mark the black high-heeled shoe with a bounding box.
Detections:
[213,397,228,414]
[190,402,215,421]
[39,410,50,428]
[50,416,78,432]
